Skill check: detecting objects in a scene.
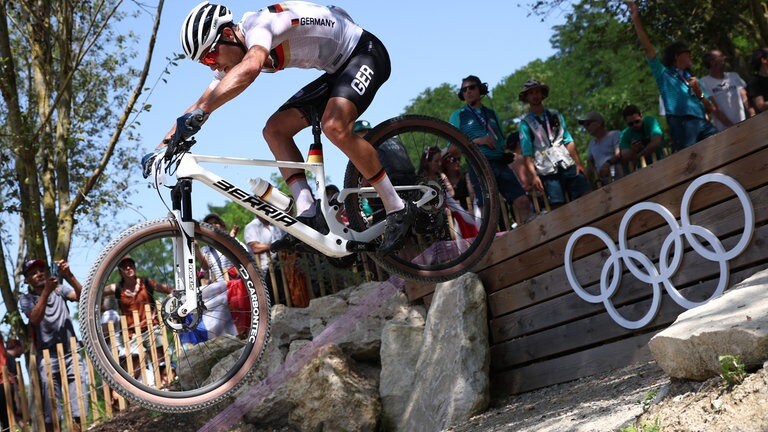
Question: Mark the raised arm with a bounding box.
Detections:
[627,1,655,59]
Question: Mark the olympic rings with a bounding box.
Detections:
[564,173,754,329]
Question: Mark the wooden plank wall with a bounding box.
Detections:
[404,112,768,397]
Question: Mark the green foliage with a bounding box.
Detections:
[620,417,662,432]
[640,388,659,412]
[527,0,768,76]
[719,354,747,387]
[403,83,463,122]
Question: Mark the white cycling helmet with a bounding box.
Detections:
[180,2,234,61]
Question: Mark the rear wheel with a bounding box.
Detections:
[79,218,271,412]
[343,115,499,281]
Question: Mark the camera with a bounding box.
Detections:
[50,262,62,284]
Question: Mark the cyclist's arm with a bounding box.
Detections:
[158,45,270,148]
[198,45,269,114]
[158,86,216,148]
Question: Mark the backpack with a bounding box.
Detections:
[376,137,417,186]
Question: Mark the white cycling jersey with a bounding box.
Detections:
[212,1,362,84]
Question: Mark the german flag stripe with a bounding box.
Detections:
[270,42,290,70]
[291,18,300,26]
[267,4,286,13]
[307,148,323,163]
[367,169,387,185]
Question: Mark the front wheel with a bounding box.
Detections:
[79,218,271,412]
[344,115,499,281]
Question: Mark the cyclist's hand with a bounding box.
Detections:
[173,108,208,144]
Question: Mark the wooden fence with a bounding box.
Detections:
[1,304,181,432]
[1,339,126,432]
[404,112,768,397]
[0,251,384,432]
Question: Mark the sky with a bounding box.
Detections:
[11,1,574,302]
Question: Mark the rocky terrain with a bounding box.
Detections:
[88,359,768,431]
[88,269,768,431]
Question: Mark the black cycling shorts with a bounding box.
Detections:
[278,31,391,120]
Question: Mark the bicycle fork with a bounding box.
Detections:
[165,179,200,329]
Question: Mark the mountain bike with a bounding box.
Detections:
[79,111,499,412]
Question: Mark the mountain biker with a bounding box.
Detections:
[147,1,414,256]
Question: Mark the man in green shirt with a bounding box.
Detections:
[619,105,665,168]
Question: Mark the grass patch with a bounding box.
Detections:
[719,354,747,387]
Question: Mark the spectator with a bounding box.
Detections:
[245,216,286,302]
[619,104,666,169]
[449,75,532,223]
[441,149,475,211]
[505,133,535,196]
[579,112,622,186]
[19,259,89,432]
[519,79,591,209]
[700,49,752,131]
[200,213,240,282]
[104,256,174,385]
[418,146,479,239]
[0,333,23,429]
[627,1,717,151]
[352,119,372,137]
[748,47,768,113]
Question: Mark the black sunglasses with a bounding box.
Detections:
[626,118,643,127]
[461,84,478,93]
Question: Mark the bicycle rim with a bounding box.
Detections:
[343,115,499,281]
[79,218,271,412]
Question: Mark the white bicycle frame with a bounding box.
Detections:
[155,152,435,321]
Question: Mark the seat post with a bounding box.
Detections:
[308,104,323,162]
[310,105,322,148]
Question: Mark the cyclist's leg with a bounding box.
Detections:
[262,107,309,180]
[322,31,399,212]
[263,85,328,217]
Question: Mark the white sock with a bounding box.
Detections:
[371,173,404,214]
[288,176,316,217]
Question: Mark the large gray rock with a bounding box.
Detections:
[379,308,427,431]
[649,269,768,380]
[228,305,309,395]
[244,344,380,431]
[177,333,244,390]
[310,281,411,360]
[269,303,311,348]
[397,273,490,432]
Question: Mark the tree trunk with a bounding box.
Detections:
[749,0,768,47]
